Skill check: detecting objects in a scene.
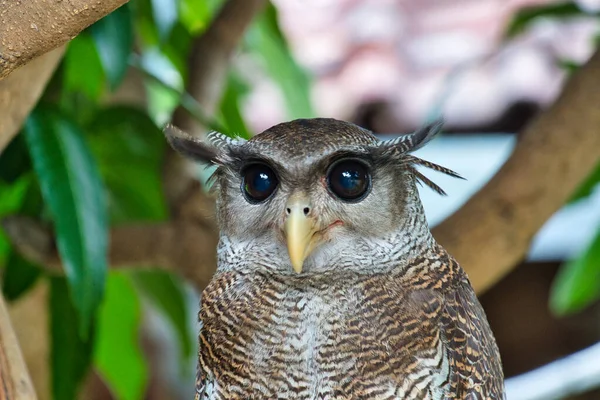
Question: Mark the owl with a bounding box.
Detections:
[165,118,504,399]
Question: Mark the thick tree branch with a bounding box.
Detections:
[2,216,218,290]
[0,47,64,154]
[7,283,49,400]
[433,49,600,294]
[0,291,37,399]
[0,0,128,80]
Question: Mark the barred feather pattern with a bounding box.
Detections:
[206,130,246,149]
[196,242,504,400]
[378,119,444,153]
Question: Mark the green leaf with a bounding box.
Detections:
[162,23,193,79]
[91,4,134,89]
[24,107,108,337]
[63,34,105,100]
[86,106,167,223]
[219,74,251,139]
[558,58,582,74]
[50,277,95,400]
[132,53,227,132]
[2,251,40,301]
[569,160,600,203]
[550,226,600,315]
[1,178,44,300]
[151,0,178,40]
[0,177,29,219]
[248,3,315,120]
[0,135,32,183]
[178,0,221,34]
[505,2,589,38]
[94,272,148,400]
[0,177,31,266]
[132,0,160,47]
[133,270,193,366]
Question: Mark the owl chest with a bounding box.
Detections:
[199,274,449,399]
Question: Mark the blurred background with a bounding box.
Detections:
[0,0,600,399]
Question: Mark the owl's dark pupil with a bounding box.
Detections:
[242,164,278,202]
[327,160,370,201]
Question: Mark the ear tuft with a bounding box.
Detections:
[163,124,221,164]
[403,155,465,196]
[206,130,247,149]
[380,117,444,154]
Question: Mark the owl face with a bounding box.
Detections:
[166,118,458,273]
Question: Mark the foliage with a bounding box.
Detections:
[505,2,598,38]
[551,160,600,315]
[50,277,95,400]
[95,272,148,400]
[25,107,108,337]
[0,0,314,398]
[551,226,600,315]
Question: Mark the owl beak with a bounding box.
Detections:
[284,194,319,274]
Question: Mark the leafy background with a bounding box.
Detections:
[0,0,599,399]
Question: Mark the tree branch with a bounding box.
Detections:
[164,0,267,215]
[0,291,37,399]
[433,49,600,294]
[2,216,218,290]
[0,0,128,80]
[0,47,64,154]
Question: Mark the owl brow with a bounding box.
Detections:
[220,146,294,181]
[316,149,375,169]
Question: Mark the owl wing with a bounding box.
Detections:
[195,368,215,400]
[441,277,505,399]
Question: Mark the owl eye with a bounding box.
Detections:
[242,163,279,203]
[327,159,371,202]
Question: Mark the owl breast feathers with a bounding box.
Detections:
[165,118,504,399]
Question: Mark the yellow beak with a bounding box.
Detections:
[284,194,319,274]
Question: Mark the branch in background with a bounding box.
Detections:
[0,291,37,400]
[433,49,600,294]
[164,0,267,215]
[6,283,49,400]
[0,0,128,80]
[0,47,65,154]
[160,0,267,289]
[2,216,218,290]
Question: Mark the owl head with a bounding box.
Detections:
[165,118,460,274]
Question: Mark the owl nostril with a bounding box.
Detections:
[303,207,310,216]
[286,208,291,214]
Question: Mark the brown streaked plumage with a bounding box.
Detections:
[165,118,504,399]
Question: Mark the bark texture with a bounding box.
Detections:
[0,47,64,154]
[0,291,37,400]
[0,0,127,80]
[6,283,49,400]
[433,49,600,293]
